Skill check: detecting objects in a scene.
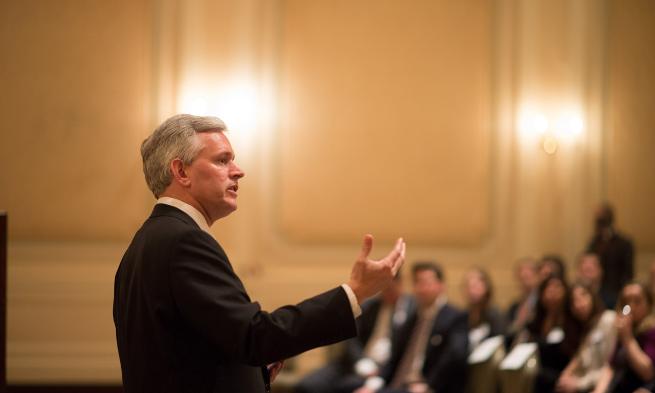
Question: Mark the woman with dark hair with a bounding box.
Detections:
[539,254,568,282]
[462,267,505,349]
[593,282,655,393]
[522,274,580,393]
[555,282,617,393]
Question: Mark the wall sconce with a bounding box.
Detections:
[518,108,584,154]
[176,77,263,159]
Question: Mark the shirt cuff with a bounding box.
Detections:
[341,283,362,318]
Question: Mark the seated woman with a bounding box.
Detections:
[593,282,655,393]
[518,274,580,393]
[462,267,505,350]
[555,282,616,393]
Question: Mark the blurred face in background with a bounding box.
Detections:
[539,260,562,282]
[413,269,443,309]
[518,263,539,294]
[620,284,652,327]
[578,254,602,287]
[463,270,488,307]
[542,278,566,312]
[571,286,594,322]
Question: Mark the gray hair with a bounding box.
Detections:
[141,114,227,197]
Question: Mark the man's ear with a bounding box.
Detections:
[170,158,191,187]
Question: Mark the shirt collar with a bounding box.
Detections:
[157,197,211,233]
[420,295,447,319]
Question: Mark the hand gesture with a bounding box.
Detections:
[347,235,405,303]
[616,313,634,343]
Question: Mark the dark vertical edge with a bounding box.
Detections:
[0,213,6,392]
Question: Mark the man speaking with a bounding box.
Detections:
[113,114,406,393]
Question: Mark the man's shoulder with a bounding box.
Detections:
[147,204,199,229]
[141,204,213,240]
[437,303,467,328]
[129,205,220,254]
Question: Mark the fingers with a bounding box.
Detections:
[391,239,406,275]
[359,234,405,275]
[382,238,402,261]
[359,234,374,260]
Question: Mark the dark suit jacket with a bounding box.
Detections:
[113,204,357,393]
[587,231,634,307]
[381,302,469,393]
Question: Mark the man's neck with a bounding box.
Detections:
[160,191,212,227]
[157,195,212,232]
[419,294,445,317]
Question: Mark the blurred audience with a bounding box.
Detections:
[594,282,655,393]
[506,258,540,346]
[539,254,567,282]
[295,274,413,393]
[462,267,506,350]
[520,274,580,393]
[576,253,613,309]
[555,282,616,393]
[290,210,647,393]
[354,262,468,393]
[586,203,634,309]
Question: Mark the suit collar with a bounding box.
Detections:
[155,197,211,232]
[150,203,202,230]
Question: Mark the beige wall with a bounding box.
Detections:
[0,0,654,383]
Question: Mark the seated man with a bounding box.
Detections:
[295,273,414,393]
[355,262,469,393]
[577,252,612,309]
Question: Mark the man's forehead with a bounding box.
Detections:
[199,131,234,152]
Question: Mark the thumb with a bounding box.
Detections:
[359,234,374,260]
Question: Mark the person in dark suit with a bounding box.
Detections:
[505,257,539,349]
[355,262,469,393]
[113,114,406,393]
[295,274,414,393]
[586,203,634,309]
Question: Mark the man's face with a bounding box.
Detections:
[518,265,539,292]
[578,255,601,284]
[413,269,443,308]
[186,132,244,223]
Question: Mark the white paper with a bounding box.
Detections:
[500,343,538,370]
[469,335,504,364]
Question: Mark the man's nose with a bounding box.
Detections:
[231,163,245,179]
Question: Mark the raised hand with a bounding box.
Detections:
[347,234,406,303]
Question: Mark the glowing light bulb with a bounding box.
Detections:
[518,111,549,138]
[553,112,584,141]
